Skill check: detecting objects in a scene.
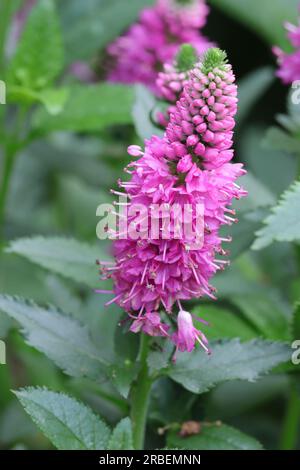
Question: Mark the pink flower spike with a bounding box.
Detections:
[273,11,300,84]
[107,0,213,94]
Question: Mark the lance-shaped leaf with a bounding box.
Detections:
[15,387,111,450]
[32,84,134,134]
[108,418,134,450]
[0,295,108,380]
[160,339,290,394]
[6,236,108,287]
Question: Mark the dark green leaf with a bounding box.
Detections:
[232,294,290,341]
[15,387,111,449]
[108,418,134,450]
[6,236,108,287]
[237,67,274,128]
[0,295,108,380]
[192,305,257,341]
[209,0,299,49]
[165,339,290,394]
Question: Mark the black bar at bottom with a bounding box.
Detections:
[0,450,298,466]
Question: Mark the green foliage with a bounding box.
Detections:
[0,295,108,380]
[253,181,300,250]
[291,303,300,340]
[192,305,257,342]
[132,85,164,141]
[263,127,300,155]
[6,236,108,287]
[108,418,134,450]
[151,339,290,394]
[8,0,64,90]
[14,388,111,450]
[209,0,299,49]
[232,294,290,341]
[32,84,135,134]
[237,67,274,128]
[167,423,263,450]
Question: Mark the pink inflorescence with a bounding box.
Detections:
[98,48,247,359]
[106,0,213,95]
[273,8,300,84]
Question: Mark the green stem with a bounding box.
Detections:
[0,143,18,237]
[130,334,153,450]
[280,384,300,450]
[0,106,28,239]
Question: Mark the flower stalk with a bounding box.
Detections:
[130,334,153,450]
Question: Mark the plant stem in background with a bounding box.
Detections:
[280,383,300,450]
[0,144,18,233]
[130,334,153,450]
[0,106,28,239]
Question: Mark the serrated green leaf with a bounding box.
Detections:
[14,387,111,450]
[165,339,290,394]
[6,236,109,287]
[108,418,133,450]
[252,181,300,250]
[32,83,134,134]
[8,0,64,89]
[192,305,257,342]
[209,0,299,49]
[167,423,263,450]
[0,295,108,380]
